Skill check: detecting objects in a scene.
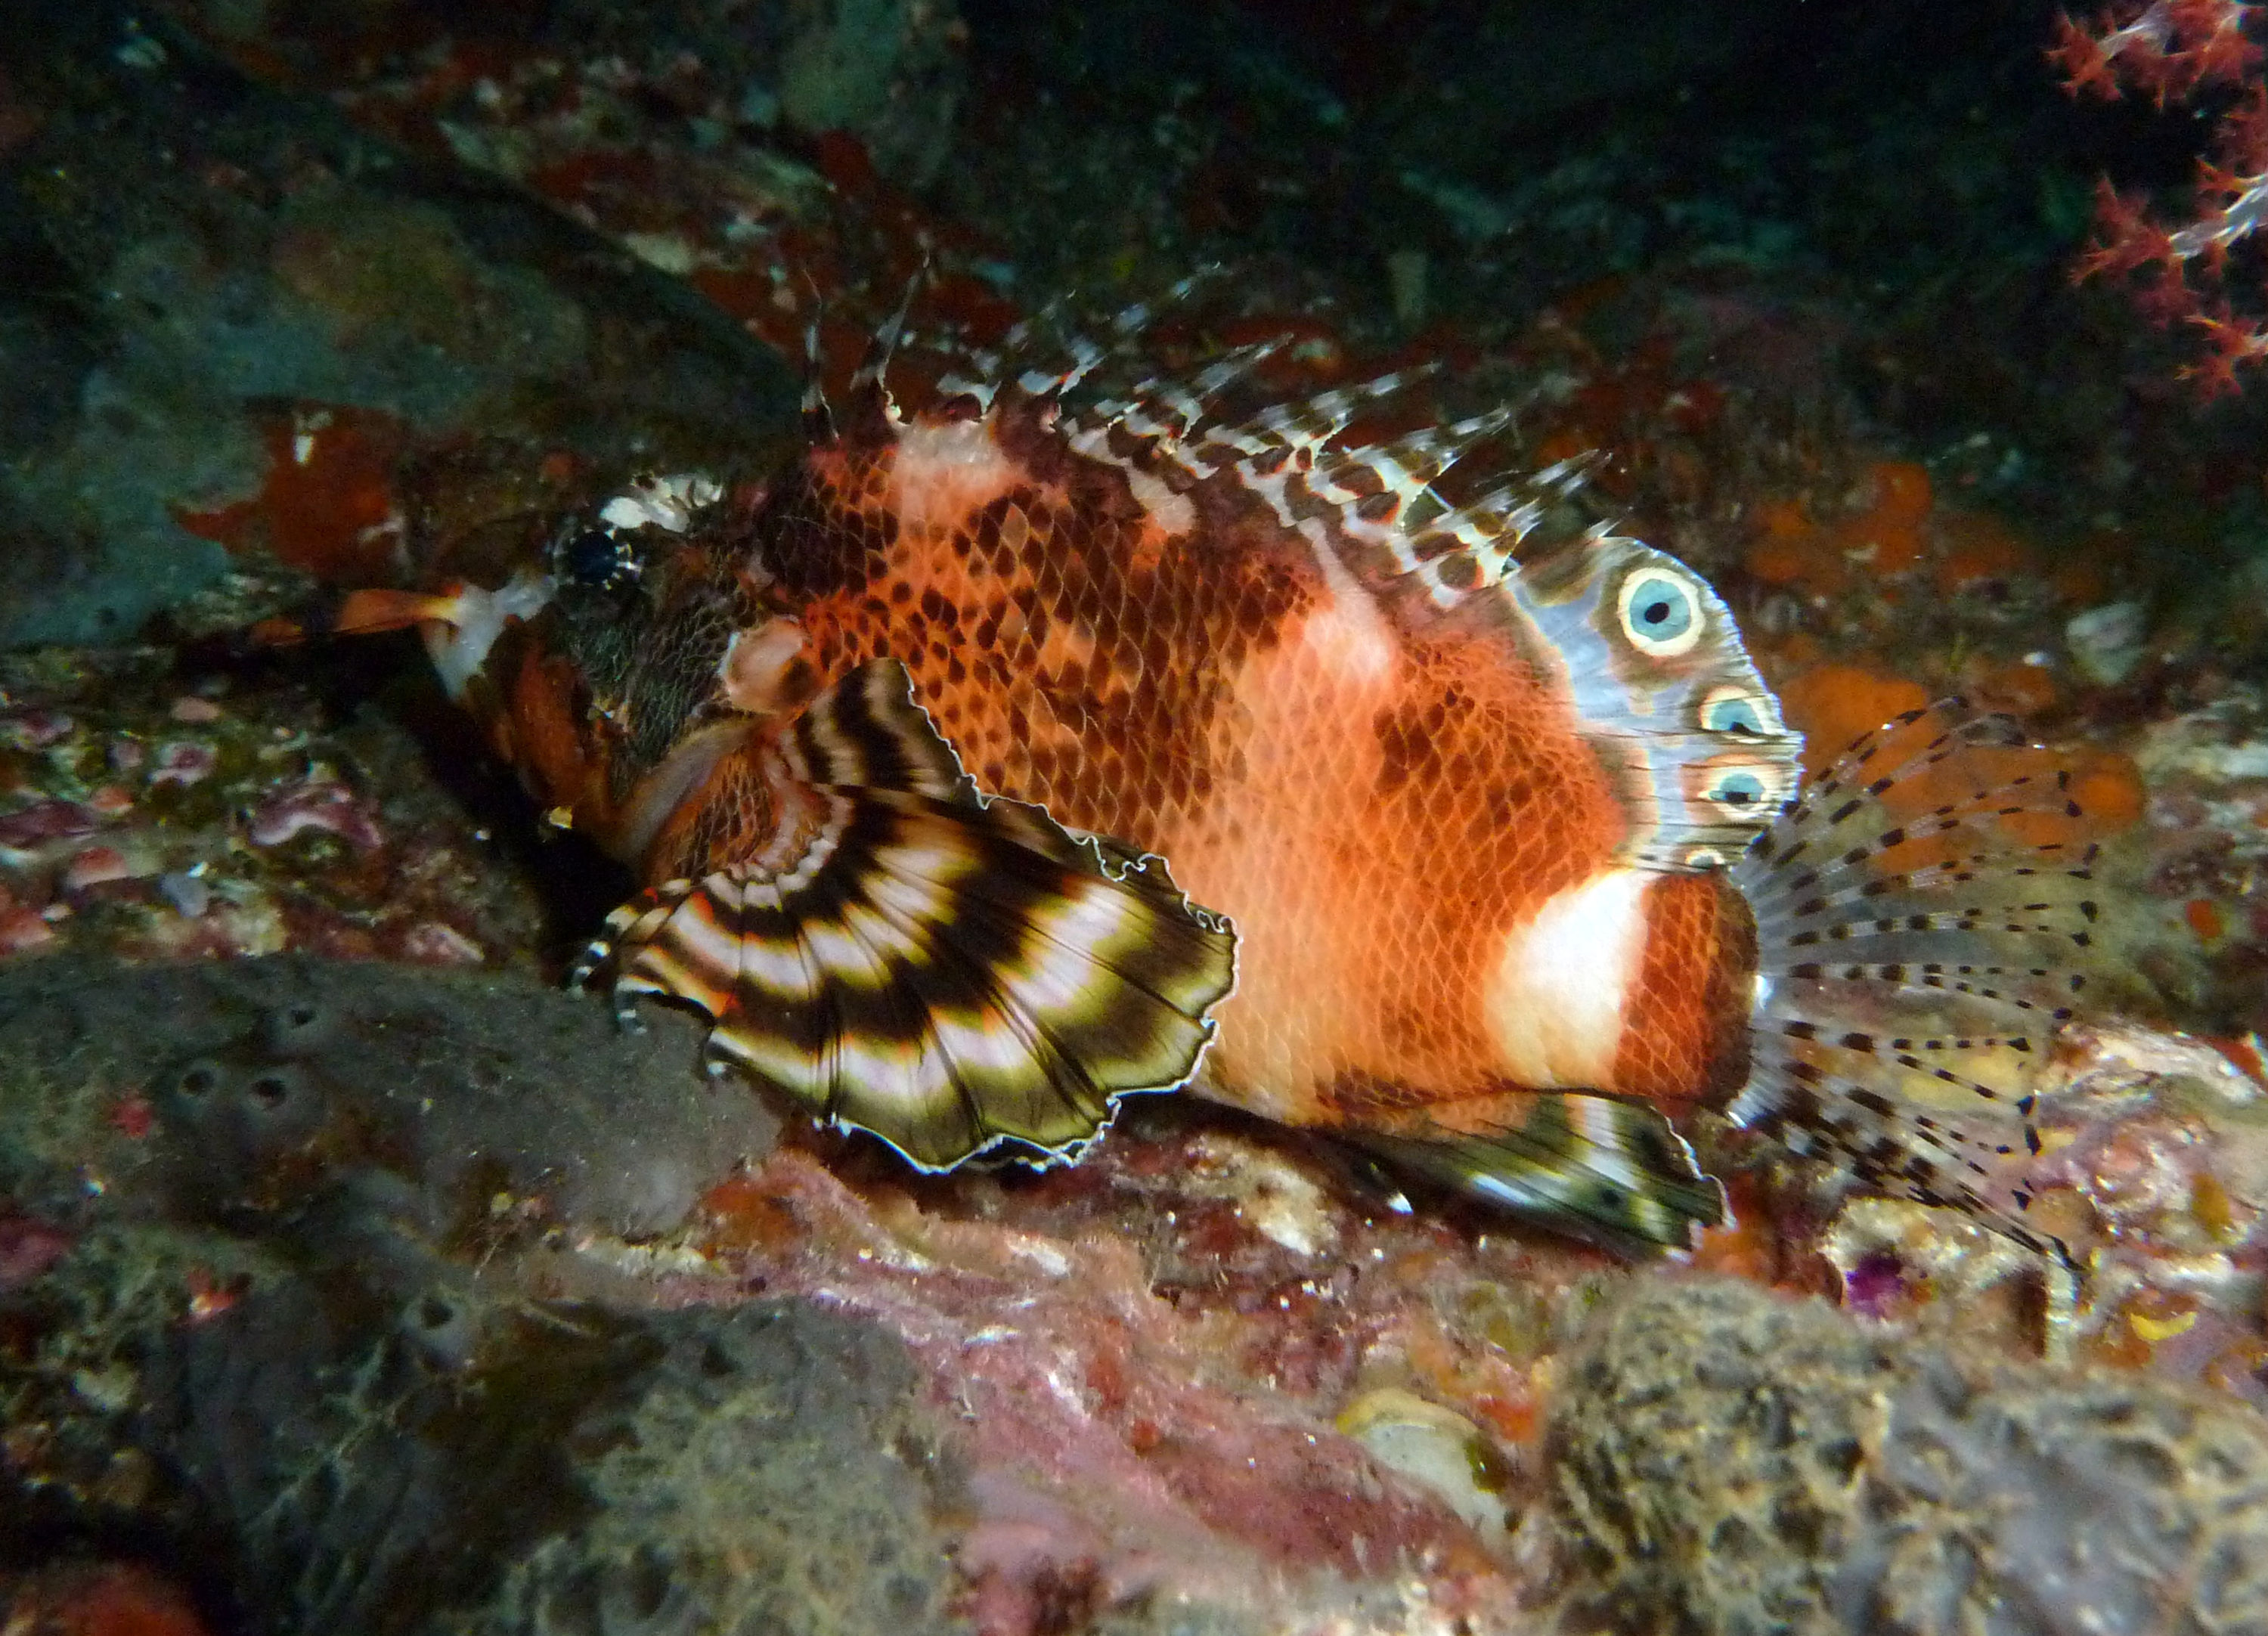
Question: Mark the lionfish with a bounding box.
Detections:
[305,293,2102,1255]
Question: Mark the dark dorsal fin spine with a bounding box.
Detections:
[801,283,836,445]
[843,259,930,428]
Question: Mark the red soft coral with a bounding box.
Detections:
[2055,1,2268,392]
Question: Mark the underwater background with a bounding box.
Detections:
[5,0,2268,1631]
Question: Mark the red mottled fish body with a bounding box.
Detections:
[748,411,1753,1119]
[370,313,2101,1253]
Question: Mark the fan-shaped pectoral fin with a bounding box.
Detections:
[575,658,1238,1170]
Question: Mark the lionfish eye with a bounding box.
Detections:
[1699,685,1774,739]
[1616,569,1702,657]
[562,527,633,588]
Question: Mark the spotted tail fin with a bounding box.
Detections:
[1346,1092,1727,1256]
[1728,702,2102,1258]
[574,659,1238,1171]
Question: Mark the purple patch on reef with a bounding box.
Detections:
[0,1214,73,1291]
[1842,1251,1905,1316]
[0,800,100,848]
[249,778,384,851]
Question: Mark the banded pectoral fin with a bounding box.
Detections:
[575,658,1238,1171]
[1341,1091,1727,1256]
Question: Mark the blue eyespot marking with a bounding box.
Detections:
[1629,578,1691,637]
[1707,769,1769,808]
[1701,689,1771,738]
[1616,568,1703,657]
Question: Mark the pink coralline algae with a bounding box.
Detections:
[0,905,55,955]
[0,711,74,749]
[0,800,100,851]
[398,919,484,965]
[60,846,135,894]
[0,1213,72,1291]
[147,740,217,788]
[687,1149,1520,1633]
[247,777,385,851]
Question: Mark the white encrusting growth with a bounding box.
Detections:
[1483,868,1650,1089]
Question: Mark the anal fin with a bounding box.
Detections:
[575,658,1238,1171]
[1343,1092,1727,1256]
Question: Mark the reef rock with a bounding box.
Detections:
[1547,1276,2268,1634]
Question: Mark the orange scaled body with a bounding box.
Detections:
[760,410,1758,1122]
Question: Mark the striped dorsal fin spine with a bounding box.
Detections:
[841,261,929,430]
[1301,407,1520,581]
[1312,406,1516,518]
[1076,340,1290,482]
[1315,448,1592,600]
[1203,365,1441,466]
[1015,331,1109,398]
[800,292,836,445]
[1434,451,1596,552]
[985,273,1219,405]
